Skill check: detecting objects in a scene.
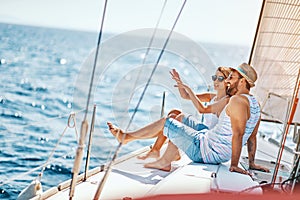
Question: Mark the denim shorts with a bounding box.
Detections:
[163,114,208,162]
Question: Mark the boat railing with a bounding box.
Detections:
[289,123,300,192]
[261,92,291,124]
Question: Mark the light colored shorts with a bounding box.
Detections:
[163,114,208,162]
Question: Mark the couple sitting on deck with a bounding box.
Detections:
[107,63,270,175]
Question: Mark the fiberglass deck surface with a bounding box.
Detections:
[45,144,262,200]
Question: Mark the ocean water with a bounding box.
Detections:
[0,23,293,199]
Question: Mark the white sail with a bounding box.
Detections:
[250,0,300,123]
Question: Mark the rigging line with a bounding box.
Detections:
[0,145,76,187]
[103,0,168,169]
[93,1,187,199]
[0,154,74,187]
[272,69,300,186]
[0,113,79,186]
[41,113,78,179]
[83,0,108,121]
[99,0,166,167]
[0,108,85,133]
[2,113,79,186]
[125,0,187,132]
[129,0,168,103]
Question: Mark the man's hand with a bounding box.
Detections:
[249,163,270,173]
[229,166,252,176]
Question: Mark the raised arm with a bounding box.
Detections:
[170,69,215,102]
[196,93,216,102]
[176,80,228,114]
[170,69,190,99]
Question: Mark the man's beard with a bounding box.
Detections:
[226,82,239,96]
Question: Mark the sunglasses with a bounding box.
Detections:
[211,75,225,82]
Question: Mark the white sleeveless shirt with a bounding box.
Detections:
[199,94,261,164]
[202,96,219,129]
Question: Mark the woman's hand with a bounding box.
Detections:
[170,69,182,84]
[170,68,191,99]
[176,81,191,91]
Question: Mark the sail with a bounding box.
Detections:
[250,0,300,123]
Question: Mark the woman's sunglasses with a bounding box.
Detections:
[211,75,225,82]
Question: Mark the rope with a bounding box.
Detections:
[39,113,78,177]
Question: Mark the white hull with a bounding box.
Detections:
[33,135,294,200]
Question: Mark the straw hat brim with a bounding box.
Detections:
[230,67,255,87]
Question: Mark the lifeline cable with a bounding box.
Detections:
[0,113,78,187]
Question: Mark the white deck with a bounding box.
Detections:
[41,143,263,200]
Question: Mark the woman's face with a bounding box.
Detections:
[212,70,227,91]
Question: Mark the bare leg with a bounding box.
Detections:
[144,141,181,172]
[137,109,182,160]
[107,117,166,144]
[137,133,166,160]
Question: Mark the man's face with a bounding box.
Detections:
[225,71,242,96]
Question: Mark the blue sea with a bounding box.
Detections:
[0,23,294,199]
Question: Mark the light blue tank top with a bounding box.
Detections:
[200,94,261,164]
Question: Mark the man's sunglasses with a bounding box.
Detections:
[211,75,225,82]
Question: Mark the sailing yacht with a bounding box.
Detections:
[16,0,300,199]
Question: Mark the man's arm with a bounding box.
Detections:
[227,95,250,175]
[247,117,270,172]
[247,117,259,167]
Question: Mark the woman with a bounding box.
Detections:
[137,67,231,160]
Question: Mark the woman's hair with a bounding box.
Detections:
[217,66,231,78]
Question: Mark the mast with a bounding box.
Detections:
[248,0,265,65]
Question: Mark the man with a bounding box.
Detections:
[225,63,270,174]
[108,63,269,174]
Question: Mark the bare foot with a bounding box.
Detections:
[137,150,160,160]
[144,160,171,172]
[107,122,127,144]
